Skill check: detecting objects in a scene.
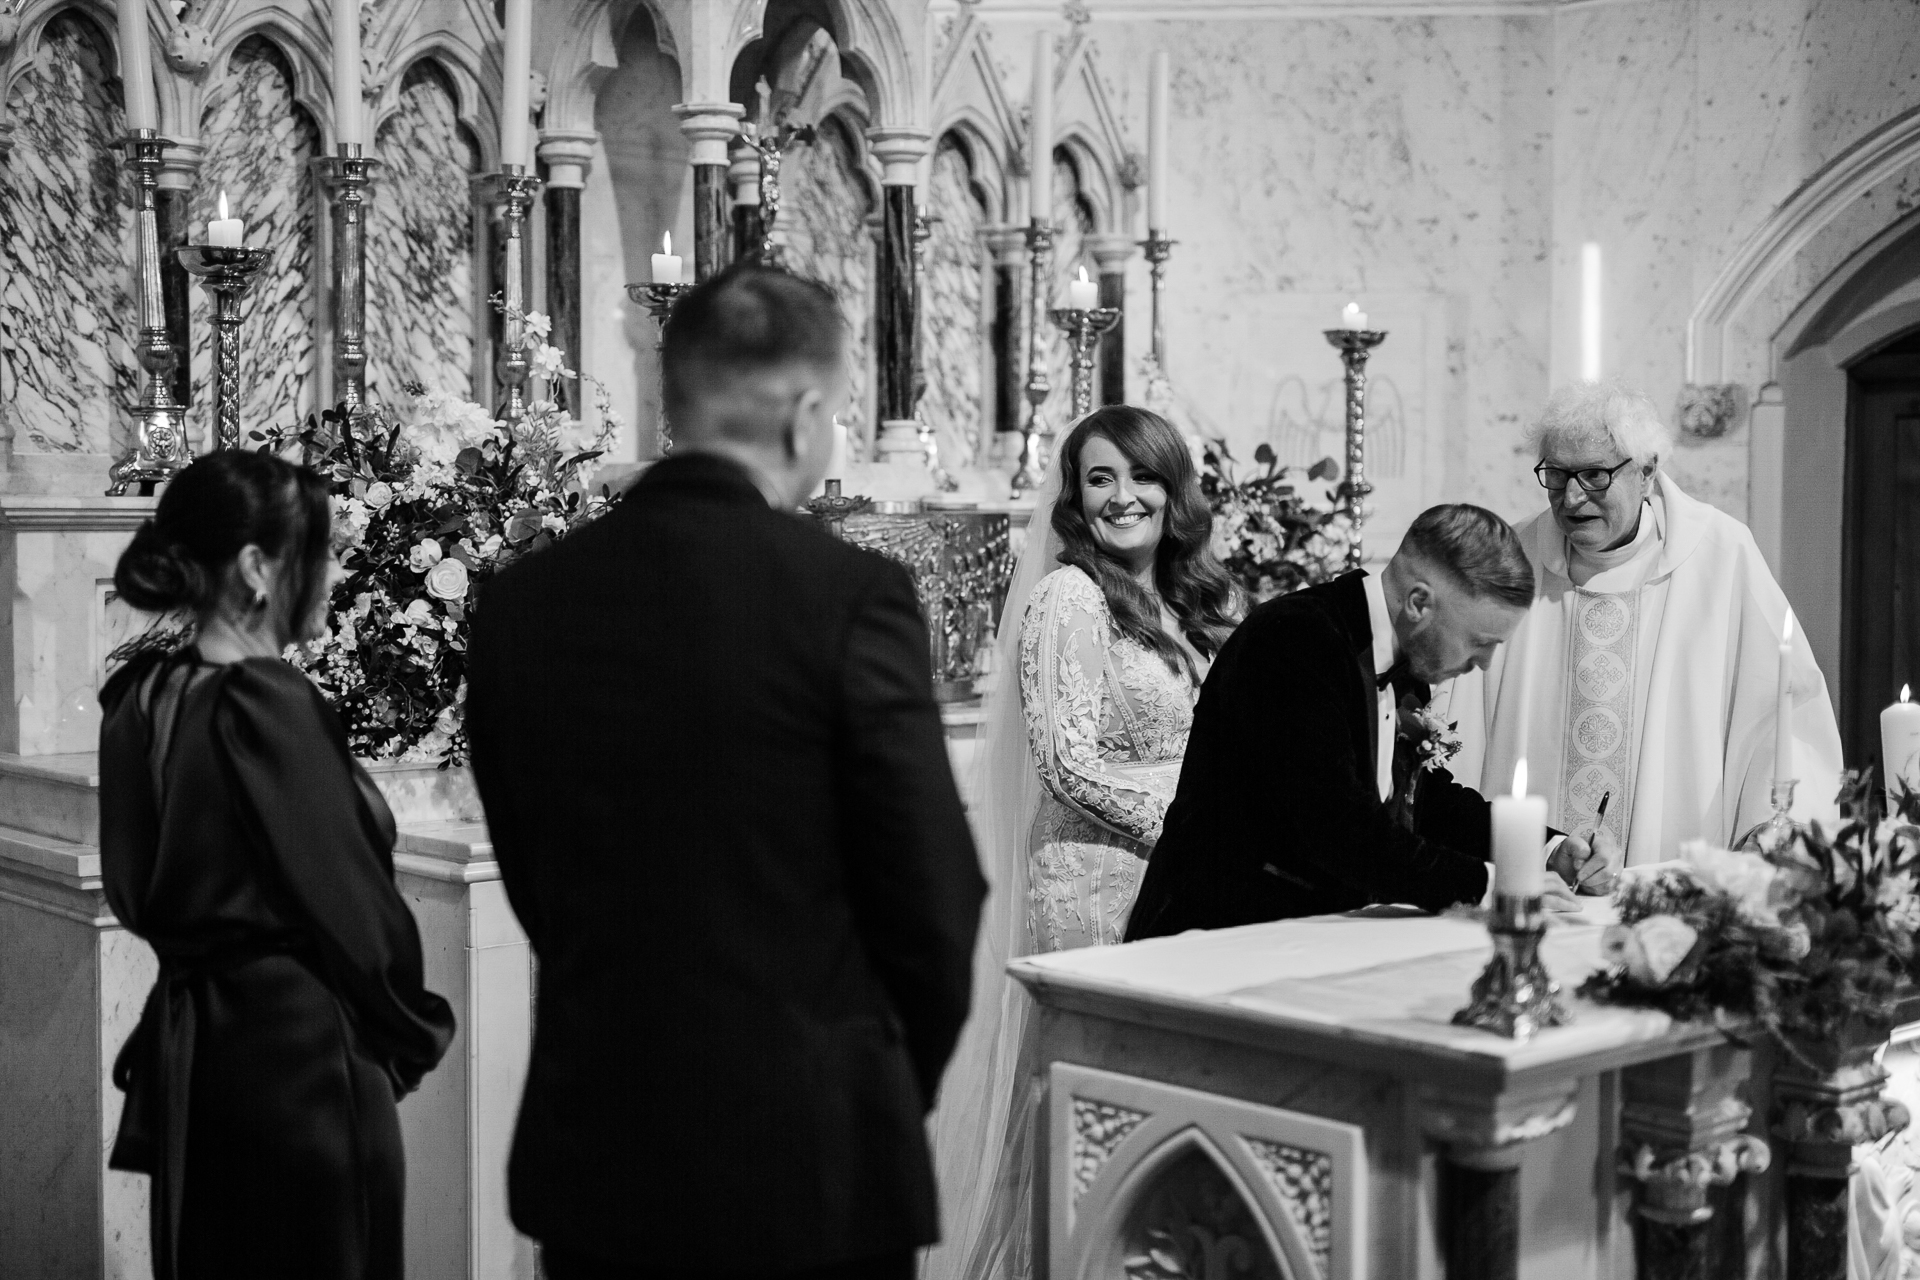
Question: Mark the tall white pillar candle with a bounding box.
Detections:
[500,0,532,170]
[650,231,682,285]
[1491,760,1546,898]
[116,0,157,130]
[1147,51,1169,231]
[1029,32,1053,225]
[1068,266,1098,311]
[1885,685,1920,799]
[331,0,362,146]
[207,191,244,247]
[1340,301,1368,330]
[1774,613,1795,784]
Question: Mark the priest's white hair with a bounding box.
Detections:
[1524,380,1673,468]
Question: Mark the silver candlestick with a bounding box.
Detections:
[1139,232,1173,371]
[317,144,378,413]
[1324,327,1386,570]
[1010,219,1056,495]
[1049,306,1121,418]
[177,246,270,451]
[492,165,542,423]
[107,129,190,496]
[1452,893,1572,1040]
[626,282,693,455]
[1739,779,1799,853]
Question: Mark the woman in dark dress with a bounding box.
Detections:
[100,451,455,1280]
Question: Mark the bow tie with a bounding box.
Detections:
[1375,659,1429,705]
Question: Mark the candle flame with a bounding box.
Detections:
[1905,684,1913,704]
[1344,300,1359,315]
[1512,758,1529,799]
[217,190,230,221]
[1782,613,1794,645]
[661,231,672,256]
[1078,264,1090,284]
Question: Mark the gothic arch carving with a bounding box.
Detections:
[2,0,139,122]
[543,0,681,137]
[724,0,922,131]
[371,41,488,167]
[1052,27,1132,236]
[193,12,331,144]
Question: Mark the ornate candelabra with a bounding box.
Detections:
[316,144,378,414]
[804,478,871,539]
[1323,326,1386,569]
[176,246,270,452]
[625,282,693,455]
[1452,893,1572,1040]
[1739,779,1799,853]
[1010,220,1056,495]
[1049,306,1121,418]
[107,129,190,496]
[492,165,542,423]
[1139,232,1174,371]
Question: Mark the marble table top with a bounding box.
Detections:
[1008,905,1728,1092]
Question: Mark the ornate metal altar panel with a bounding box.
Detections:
[1048,1063,1368,1280]
[841,509,1012,702]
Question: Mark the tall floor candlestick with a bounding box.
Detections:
[492,164,541,422]
[625,281,691,456]
[107,129,189,496]
[1010,219,1055,495]
[1324,326,1387,569]
[1049,305,1120,418]
[318,144,378,412]
[1140,233,1173,370]
[177,246,269,451]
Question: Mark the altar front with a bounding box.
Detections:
[1008,911,1756,1280]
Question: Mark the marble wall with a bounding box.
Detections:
[1,13,137,461]
[777,114,876,454]
[920,137,990,462]
[366,60,477,402]
[189,37,319,441]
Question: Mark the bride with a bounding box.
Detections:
[924,405,1237,1279]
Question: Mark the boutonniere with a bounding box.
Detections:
[1396,697,1462,776]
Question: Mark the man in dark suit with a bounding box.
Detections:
[1126,504,1592,940]
[465,265,986,1279]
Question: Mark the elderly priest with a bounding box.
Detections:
[1450,381,1844,864]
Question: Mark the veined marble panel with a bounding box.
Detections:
[189,37,319,441]
[366,63,476,402]
[1,14,138,458]
[777,115,875,455]
[921,140,989,463]
[1040,156,1096,435]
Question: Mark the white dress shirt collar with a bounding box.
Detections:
[1361,570,1397,677]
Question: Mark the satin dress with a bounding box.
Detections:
[99,649,455,1280]
[1019,567,1201,949]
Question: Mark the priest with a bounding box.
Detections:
[1448,381,1844,864]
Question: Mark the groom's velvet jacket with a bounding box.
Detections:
[465,453,984,1270]
[1126,570,1491,940]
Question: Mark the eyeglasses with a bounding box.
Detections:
[1533,457,1634,494]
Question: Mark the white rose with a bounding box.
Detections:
[434,704,462,736]
[425,557,469,602]
[404,599,434,626]
[365,481,394,509]
[409,539,444,573]
[477,534,504,559]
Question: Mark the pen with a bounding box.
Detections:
[1577,791,1614,891]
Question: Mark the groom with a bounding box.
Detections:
[1127,504,1590,940]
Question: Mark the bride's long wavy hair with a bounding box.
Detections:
[1051,406,1239,679]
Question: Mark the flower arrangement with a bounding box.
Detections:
[1198,440,1350,604]
[253,312,622,765]
[1581,774,1920,1058]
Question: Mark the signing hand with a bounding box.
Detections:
[1551,828,1623,896]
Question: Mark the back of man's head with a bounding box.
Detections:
[662,264,846,447]
[1396,504,1535,607]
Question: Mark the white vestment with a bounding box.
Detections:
[1445,474,1844,864]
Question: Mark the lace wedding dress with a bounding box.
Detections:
[1019,566,1200,950]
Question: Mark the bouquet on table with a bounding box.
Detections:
[1582,773,1920,1067]
[254,312,621,765]
[1197,440,1350,605]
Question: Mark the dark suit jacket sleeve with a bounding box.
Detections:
[834,559,986,1108]
[466,583,544,951]
[1267,617,1489,912]
[1412,766,1492,859]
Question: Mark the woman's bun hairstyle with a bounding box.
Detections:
[113,520,208,613]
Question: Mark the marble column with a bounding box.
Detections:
[868,130,929,428]
[672,104,743,282]
[537,131,595,416]
[1619,1043,1769,1280]
[157,139,206,425]
[1421,1079,1579,1280]
[986,227,1028,437]
[1084,233,1133,409]
[729,137,762,264]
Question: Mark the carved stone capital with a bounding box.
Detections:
[157,136,208,191]
[537,130,598,189]
[1418,1079,1579,1169]
[1082,232,1136,274]
[985,226,1030,268]
[1619,1137,1771,1224]
[672,102,746,166]
[729,138,761,203]
[866,126,932,186]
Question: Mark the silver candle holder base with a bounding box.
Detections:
[627,282,693,455]
[178,245,271,451]
[1453,893,1571,1040]
[107,129,190,496]
[1738,779,1799,853]
[1049,306,1121,419]
[1323,327,1386,570]
[1010,219,1057,496]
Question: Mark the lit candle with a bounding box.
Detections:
[331,0,361,147]
[1068,265,1099,311]
[207,191,244,247]
[116,0,157,131]
[651,231,682,285]
[1491,759,1547,898]
[1774,613,1795,784]
[1884,685,1920,801]
[500,0,532,170]
[1147,50,1169,232]
[1029,31,1054,225]
[1341,300,1368,331]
